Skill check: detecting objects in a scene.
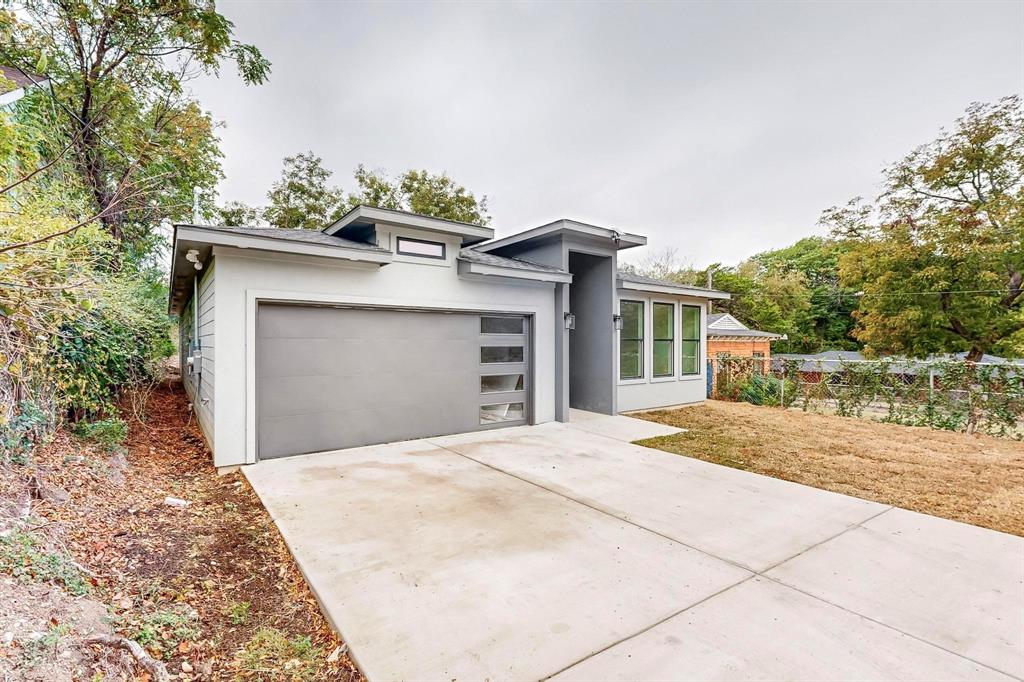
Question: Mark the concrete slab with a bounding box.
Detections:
[567,408,683,442]
[430,425,886,572]
[766,508,1024,679]
[551,577,1015,681]
[244,439,750,682]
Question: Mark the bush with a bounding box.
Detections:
[0,400,51,464]
[71,417,128,450]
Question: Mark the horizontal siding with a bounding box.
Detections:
[182,260,215,447]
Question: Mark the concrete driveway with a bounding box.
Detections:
[245,412,1024,682]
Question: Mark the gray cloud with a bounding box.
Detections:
[191,0,1023,267]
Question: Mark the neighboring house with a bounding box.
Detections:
[168,206,728,467]
[706,313,783,369]
[0,65,49,109]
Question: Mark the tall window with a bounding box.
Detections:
[653,303,674,377]
[619,300,643,379]
[680,305,701,375]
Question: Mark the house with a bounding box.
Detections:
[0,65,50,109]
[706,313,783,372]
[168,206,729,468]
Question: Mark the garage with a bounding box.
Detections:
[256,303,531,459]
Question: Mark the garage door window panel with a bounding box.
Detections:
[481,374,525,393]
[481,345,524,364]
[480,401,525,424]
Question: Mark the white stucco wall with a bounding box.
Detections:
[209,226,558,467]
[616,291,709,412]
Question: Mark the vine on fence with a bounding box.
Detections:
[710,357,1024,439]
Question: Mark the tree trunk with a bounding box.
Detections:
[965,347,985,362]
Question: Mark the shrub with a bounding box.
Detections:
[0,400,51,464]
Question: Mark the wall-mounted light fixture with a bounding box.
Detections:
[613,314,623,331]
[563,312,576,330]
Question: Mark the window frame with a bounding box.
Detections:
[652,302,675,379]
[679,304,702,377]
[619,299,645,381]
[395,236,446,260]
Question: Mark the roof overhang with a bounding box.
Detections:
[476,219,646,254]
[708,332,785,340]
[617,278,731,300]
[324,205,494,246]
[457,259,573,284]
[167,224,392,315]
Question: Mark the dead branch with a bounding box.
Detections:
[82,634,170,682]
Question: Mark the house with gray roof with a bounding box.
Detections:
[169,206,729,467]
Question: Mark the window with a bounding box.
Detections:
[481,316,523,334]
[653,303,674,377]
[480,374,524,393]
[619,300,643,379]
[680,305,701,375]
[481,346,524,363]
[753,351,765,375]
[396,236,445,259]
[480,402,525,424]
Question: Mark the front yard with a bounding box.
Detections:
[637,400,1024,537]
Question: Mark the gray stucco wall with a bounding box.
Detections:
[568,252,616,414]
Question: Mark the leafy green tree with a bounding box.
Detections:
[348,166,490,225]
[262,152,346,230]
[5,1,270,250]
[217,200,261,227]
[827,96,1024,360]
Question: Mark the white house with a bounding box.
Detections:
[169,206,728,468]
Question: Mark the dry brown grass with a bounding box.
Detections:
[636,400,1024,537]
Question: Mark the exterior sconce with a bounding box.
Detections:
[613,314,623,331]
[563,312,576,330]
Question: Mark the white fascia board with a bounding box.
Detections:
[457,260,573,284]
[617,279,731,300]
[176,226,393,265]
[324,205,494,243]
[476,220,646,253]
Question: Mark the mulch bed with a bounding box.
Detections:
[11,373,364,680]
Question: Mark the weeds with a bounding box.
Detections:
[71,417,128,451]
[123,604,201,660]
[226,600,251,625]
[235,627,324,680]
[0,531,89,596]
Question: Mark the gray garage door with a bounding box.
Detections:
[256,304,531,459]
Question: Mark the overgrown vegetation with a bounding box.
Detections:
[235,627,325,681]
[711,356,1024,438]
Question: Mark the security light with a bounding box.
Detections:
[564,312,576,330]
[613,314,623,331]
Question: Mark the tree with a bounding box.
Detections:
[262,152,346,230]
[217,200,261,226]
[5,1,270,249]
[828,96,1024,360]
[348,165,490,225]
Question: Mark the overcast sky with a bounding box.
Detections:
[190,0,1023,268]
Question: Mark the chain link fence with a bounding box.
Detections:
[707,356,1024,439]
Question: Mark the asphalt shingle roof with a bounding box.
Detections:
[181,224,389,252]
[0,66,46,93]
[459,248,570,274]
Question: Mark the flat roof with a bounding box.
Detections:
[475,219,646,253]
[323,205,494,246]
[617,271,731,300]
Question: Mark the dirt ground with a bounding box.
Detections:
[0,374,363,681]
[637,400,1024,537]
